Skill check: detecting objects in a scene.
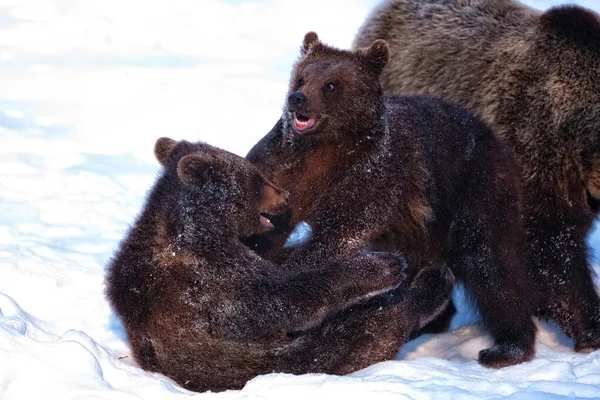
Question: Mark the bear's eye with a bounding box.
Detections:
[296,77,304,88]
[324,82,336,92]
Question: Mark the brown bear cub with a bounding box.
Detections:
[105,137,455,392]
[247,32,536,368]
[354,0,600,353]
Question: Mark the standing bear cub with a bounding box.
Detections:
[247,32,536,368]
[354,0,600,352]
[105,137,455,392]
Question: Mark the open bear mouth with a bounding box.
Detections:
[259,213,275,229]
[293,112,316,132]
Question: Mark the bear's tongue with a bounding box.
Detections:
[260,215,274,229]
[294,113,316,131]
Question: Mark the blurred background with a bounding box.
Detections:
[2,0,597,160]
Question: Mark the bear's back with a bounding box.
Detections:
[355,0,538,116]
[384,95,511,212]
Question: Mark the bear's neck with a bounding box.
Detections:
[158,190,235,250]
[285,102,386,160]
[276,102,387,225]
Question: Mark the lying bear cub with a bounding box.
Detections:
[105,137,455,393]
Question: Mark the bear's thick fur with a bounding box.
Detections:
[247,32,536,368]
[105,137,454,392]
[354,0,600,352]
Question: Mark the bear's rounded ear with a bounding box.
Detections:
[177,154,228,187]
[301,31,320,56]
[154,137,178,166]
[363,39,390,76]
[540,6,600,47]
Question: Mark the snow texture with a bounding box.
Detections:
[1,0,600,398]
[284,221,313,248]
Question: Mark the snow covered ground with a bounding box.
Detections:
[1,0,600,398]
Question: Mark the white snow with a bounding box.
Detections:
[1,0,600,398]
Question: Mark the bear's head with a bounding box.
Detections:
[284,32,390,139]
[537,6,600,198]
[154,137,290,238]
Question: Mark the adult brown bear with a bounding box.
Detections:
[354,0,600,352]
[247,32,535,368]
[105,137,455,392]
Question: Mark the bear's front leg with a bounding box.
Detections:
[249,252,409,337]
[282,175,390,271]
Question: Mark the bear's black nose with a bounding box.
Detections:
[288,92,307,111]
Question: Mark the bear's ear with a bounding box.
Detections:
[301,31,320,56]
[540,6,600,48]
[362,39,390,76]
[177,154,229,187]
[154,137,178,166]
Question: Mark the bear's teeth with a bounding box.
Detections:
[294,116,315,131]
[260,215,274,229]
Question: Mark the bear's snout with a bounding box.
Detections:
[260,181,291,216]
[288,92,307,112]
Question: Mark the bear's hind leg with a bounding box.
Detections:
[524,192,600,353]
[448,143,536,368]
[286,262,455,375]
[448,229,536,367]
[127,327,160,372]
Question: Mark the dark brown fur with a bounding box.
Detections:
[354,0,600,352]
[247,33,536,368]
[105,138,454,392]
